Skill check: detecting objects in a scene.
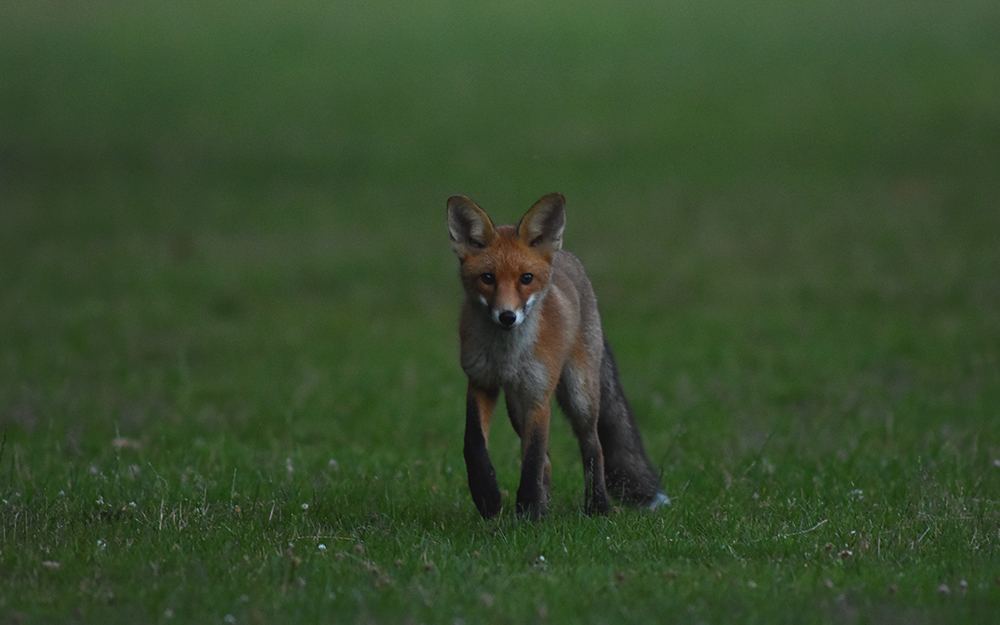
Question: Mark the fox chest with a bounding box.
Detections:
[461,329,551,400]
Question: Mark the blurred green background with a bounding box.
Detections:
[2,0,998,490]
[2,1,1000,621]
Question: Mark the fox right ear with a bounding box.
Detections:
[518,192,566,255]
[447,195,496,258]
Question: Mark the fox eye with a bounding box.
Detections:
[519,273,534,285]
[480,273,496,285]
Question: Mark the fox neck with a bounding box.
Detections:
[460,287,550,391]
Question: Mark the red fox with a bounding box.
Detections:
[447,193,669,519]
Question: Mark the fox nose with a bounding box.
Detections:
[498,311,517,327]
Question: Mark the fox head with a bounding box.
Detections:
[447,193,566,329]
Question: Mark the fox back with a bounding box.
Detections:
[447,193,667,519]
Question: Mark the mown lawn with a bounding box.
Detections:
[1,1,999,623]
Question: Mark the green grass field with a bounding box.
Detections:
[2,0,999,622]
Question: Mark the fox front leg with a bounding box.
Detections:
[464,386,502,519]
[512,402,553,520]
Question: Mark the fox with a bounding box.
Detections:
[447,192,669,520]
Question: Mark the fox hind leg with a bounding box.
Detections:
[556,369,611,515]
[578,425,611,515]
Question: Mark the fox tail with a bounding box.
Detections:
[597,337,670,509]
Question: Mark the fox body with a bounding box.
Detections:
[447,193,669,519]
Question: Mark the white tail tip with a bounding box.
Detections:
[648,492,671,510]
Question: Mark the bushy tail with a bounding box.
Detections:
[597,337,669,508]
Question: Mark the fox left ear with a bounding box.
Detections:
[518,193,566,254]
[447,195,496,258]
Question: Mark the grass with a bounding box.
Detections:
[2,0,999,622]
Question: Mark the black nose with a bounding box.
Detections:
[498,311,517,327]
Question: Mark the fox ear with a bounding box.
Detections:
[518,193,565,254]
[447,195,496,257]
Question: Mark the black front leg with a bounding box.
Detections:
[513,404,553,520]
[464,387,502,519]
